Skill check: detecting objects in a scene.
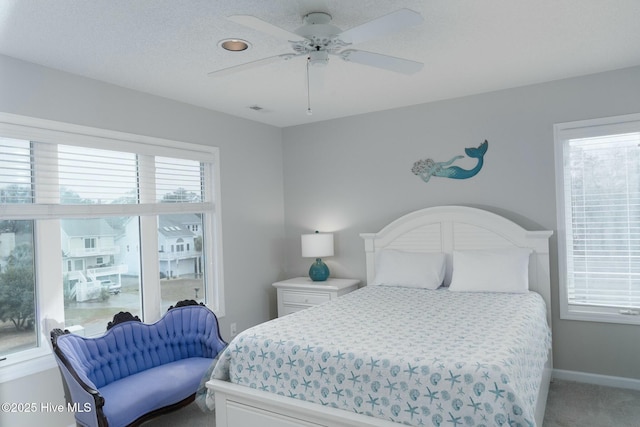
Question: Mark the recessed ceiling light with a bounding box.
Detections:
[219,39,251,52]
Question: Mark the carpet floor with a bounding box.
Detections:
[544,380,640,427]
[142,379,640,426]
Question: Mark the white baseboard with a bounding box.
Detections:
[553,369,640,391]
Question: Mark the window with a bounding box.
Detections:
[0,113,224,381]
[84,238,96,250]
[0,219,37,356]
[555,113,640,325]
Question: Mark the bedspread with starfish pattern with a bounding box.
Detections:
[208,285,551,427]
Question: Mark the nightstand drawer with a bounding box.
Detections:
[281,304,310,316]
[273,277,360,318]
[281,290,330,305]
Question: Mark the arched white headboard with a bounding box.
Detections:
[360,206,553,324]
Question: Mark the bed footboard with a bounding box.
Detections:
[208,379,397,427]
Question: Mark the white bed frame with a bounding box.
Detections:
[208,206,553,427]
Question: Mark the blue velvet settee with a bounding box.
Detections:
[50,301,226,427]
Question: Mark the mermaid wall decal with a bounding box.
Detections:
[411,140,488,183]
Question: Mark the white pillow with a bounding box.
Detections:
[371,249,446,289]
[448,248,532,293]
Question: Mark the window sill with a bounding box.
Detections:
[561,307,640,326]
[0,351,57,383]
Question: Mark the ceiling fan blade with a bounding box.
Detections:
[228,15,302,42]
[338,8,423,46]
[208,53,300,78]
[339,49,423,75]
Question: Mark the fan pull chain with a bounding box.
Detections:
[306,58,312,116]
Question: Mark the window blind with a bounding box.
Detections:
[14,143,208,207]
[0,138,33,203]
[564,132,640,309]
[57,145,138,204]
[155,157,204,203]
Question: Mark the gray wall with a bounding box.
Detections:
[0,54,286,427]
[282,66,640,381]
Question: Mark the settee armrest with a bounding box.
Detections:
[51,328,106,427]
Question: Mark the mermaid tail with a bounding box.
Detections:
[443,140,488,179]
[464,140,488,158]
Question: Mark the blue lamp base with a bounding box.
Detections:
[308,258,330,281]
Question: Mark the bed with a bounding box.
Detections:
[206,205,553,427]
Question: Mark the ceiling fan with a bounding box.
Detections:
[208,8,424,78]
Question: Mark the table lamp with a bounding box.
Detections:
[301,231,334,281]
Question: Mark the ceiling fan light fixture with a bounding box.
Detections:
[308,50,329,67]
[219,38,251,52]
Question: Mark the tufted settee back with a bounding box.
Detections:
[54,305,226,389]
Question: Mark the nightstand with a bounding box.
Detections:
[273,277,360,317]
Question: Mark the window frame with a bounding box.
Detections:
[554,112,640,325]
[0,112,225,382]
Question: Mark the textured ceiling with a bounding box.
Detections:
[1,0,640,128]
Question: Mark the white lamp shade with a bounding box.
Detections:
[301,233,334,258]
